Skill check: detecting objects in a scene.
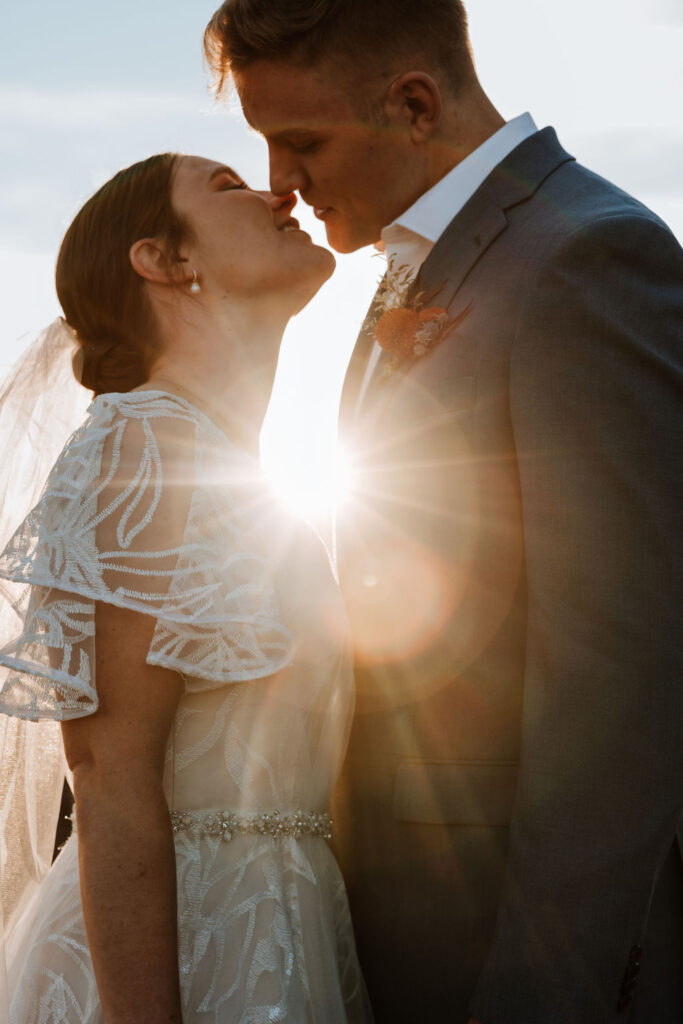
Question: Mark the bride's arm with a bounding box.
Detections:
[61,600,185,1024]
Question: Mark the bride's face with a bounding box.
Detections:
[171,155,335,308]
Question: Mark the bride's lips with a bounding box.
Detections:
[314,207,331,221]
[279,216,301,232]
[278,215,312,241]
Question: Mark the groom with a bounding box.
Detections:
[205,2,683,1021]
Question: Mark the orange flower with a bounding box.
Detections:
[375,307,422,357]
[370,256,473,367]
[419,307,446,324]
[375,305,452,359]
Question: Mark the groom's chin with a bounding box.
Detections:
[323,218,377,255]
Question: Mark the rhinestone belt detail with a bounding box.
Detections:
[170,808,333,841]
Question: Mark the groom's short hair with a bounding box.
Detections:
[205,0,474,99]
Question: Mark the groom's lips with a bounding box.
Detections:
[313,207,331,221]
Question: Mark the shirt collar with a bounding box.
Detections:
[381,112,538,254]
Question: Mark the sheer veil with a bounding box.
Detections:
[0,320,91,1016]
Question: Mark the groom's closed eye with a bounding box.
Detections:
[267,131,324,155]
[289,140,322,155]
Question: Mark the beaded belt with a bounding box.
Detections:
[170,808,333,841]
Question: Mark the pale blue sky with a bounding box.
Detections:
[1,0,681,504]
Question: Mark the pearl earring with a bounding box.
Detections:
[189,269,201,294]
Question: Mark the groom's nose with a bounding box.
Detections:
[268,143,307,197]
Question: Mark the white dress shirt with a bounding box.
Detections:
[354,113,538,414]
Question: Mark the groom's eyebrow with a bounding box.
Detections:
[266,128,323,147]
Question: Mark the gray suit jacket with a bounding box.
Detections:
[334,128,683,1023]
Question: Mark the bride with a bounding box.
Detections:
[0,152,373,1023]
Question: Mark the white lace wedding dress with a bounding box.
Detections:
[0,390,372,1023]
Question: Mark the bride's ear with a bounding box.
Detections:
[129,239,189,286]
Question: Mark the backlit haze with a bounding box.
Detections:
[1,0,681,524]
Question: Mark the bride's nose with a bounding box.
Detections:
[262,190,297,215]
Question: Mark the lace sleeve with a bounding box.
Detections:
[0,393,295,722]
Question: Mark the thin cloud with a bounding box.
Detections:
[647,0,683,23]
[577,129,683,201]
[0,89,265,254]
[0,88,232,128]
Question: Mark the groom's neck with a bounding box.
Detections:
[431,82,506,184]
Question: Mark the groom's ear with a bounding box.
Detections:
[383,72,442,144]
[129,239,188,286]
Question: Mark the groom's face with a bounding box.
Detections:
[236,60,422,253]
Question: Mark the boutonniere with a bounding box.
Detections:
[365,260,472,371]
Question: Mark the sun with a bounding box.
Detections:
[261,440,352,527]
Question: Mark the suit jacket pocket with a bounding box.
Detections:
[392,759,518,827]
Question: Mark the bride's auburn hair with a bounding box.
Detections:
[56,153,191,396]
[204,0,474,99]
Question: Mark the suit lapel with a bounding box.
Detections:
[413,127,575,311]
[338,275,386,435]
[412,203,508,314]
[340,128,575,428]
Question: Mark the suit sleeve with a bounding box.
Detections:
[470,212,683,1023]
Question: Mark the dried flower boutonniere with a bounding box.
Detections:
[366,260,472,371]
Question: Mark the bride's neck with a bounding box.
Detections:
[144,303,286,456]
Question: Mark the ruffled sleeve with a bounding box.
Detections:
[0,392,295,722]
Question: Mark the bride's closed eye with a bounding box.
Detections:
[218,179,249,192]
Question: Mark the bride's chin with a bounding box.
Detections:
[291,252,336,310]
[319,247,337,284]
[308,242,336,279]
[315,241,336,264]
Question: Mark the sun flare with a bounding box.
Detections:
[261,442,352,527]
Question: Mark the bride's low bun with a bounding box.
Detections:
[74,334,148,396]
[56,153,191,397]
